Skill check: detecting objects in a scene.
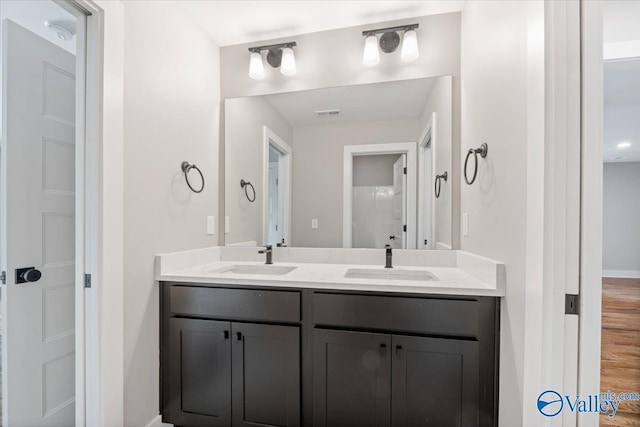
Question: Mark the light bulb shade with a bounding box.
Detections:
[249,51,265,80]
[280,47,297,76]
[362,35,380,67]
[401,30,419,62]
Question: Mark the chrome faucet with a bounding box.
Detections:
[258,245,273,265]
[385,244,393,269]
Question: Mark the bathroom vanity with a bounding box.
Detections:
[157,247,504,427]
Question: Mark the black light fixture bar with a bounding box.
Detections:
[248,41,297,53]
[362,24,419,37]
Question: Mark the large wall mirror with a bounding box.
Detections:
[224,76,453,249]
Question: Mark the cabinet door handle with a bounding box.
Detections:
[395,345,403,357]
[236,332,243,341]
[380,343,387,354]
[222,330,229,340]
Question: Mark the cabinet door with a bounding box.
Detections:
[313,329,391,427]
[232,323,300,427]
[391,335,479,427]
[169,318,231,427]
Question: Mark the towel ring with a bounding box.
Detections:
[464,143,488,185]
[240,179,256,202]
[181,161,205,193]
[434,171,448,198]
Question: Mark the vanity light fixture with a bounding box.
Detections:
[248,42,297,79]
[617,141,631,149]
[248,51,265,80]
[362,24,419,66]
[401,29,419,62]
[362,35,380,67]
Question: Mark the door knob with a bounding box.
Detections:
[16,267,42,284]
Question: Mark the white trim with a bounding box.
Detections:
[603,40,640,61]
[343,143,417,249]
[262,126,292,247]
[579,1,603,426]
[71,5,88,426]
[417,114,435,250]
[74,1,125,426]
[602,270,640,279]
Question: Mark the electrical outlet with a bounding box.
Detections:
[312,218,319,229]
[207,216,215,235]
[462,213,470,237]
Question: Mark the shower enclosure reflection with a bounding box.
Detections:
[224,76,453,249]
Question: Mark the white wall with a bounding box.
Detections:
[291,119,419,247]
[224,96,292,245]
[419,76,453,248]
[603,162,640,277]
[122,3,220,426]
[352,154,399,186]
[220,13,461,247]
[460,1,544,425]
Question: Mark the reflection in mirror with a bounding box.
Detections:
[225,76,453,249]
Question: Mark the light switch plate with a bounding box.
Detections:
[225,216,230,234]
[311,218,319,229]
[207,216,215,235]
[462,213,470,237]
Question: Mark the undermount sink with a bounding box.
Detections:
[344,268,438,282]
[212,265,297,275]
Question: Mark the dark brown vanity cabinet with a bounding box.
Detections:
[313,331,479,427]
[168,318,232,427]
[161,285,301,427]
[161,283,499,427]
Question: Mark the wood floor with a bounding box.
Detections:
[601,277,640,426]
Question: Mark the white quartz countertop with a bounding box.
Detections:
[156,247,505,297]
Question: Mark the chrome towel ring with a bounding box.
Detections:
[434,171,448,198]
[464,143,488,185]
[181,161,205,193]
[240,179,256,202]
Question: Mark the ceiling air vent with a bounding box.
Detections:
[314,109,341,118]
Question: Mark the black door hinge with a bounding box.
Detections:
[0,271,5,285]
[565,294,579,315]
[403,167,407,175]
[85,273,92,288]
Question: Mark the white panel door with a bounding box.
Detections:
[2,20,76,426]
[392,155,407,249]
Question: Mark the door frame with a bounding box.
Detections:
[262,126,291,247]
[578,1,604,425]
[62,1,125,426]
[342,142,417,249]
[417,113,435,250]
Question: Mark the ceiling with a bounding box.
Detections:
[0,0,76,54]
[264,77,436,127]
[175,0,463,47]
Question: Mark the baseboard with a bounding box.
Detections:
[603,269,640,279]
[145,415,172,427]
